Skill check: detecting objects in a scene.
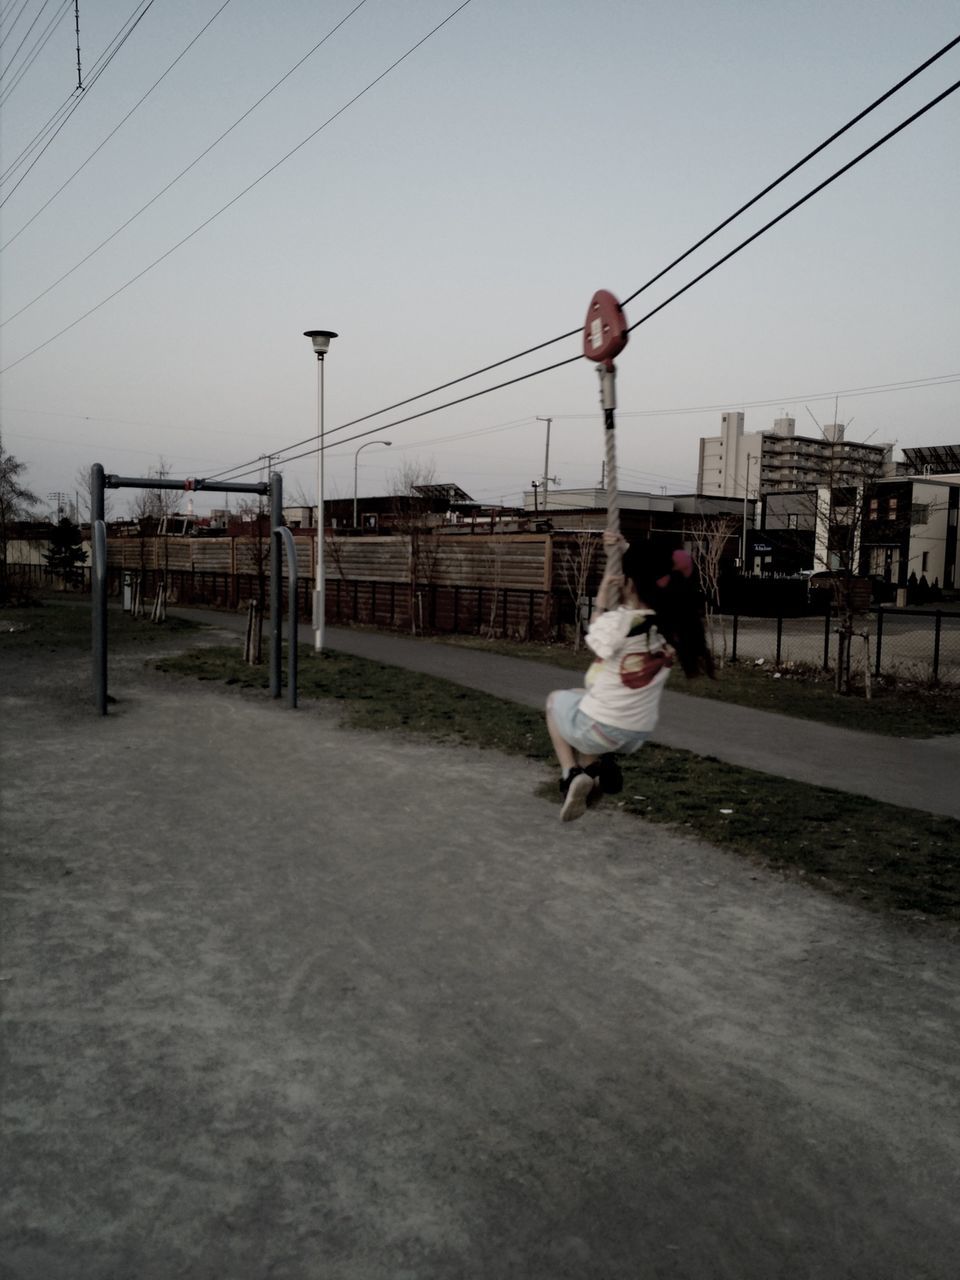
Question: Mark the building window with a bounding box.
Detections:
[786,513,799,529]
[888,497,898,518]
[911,504,929,526]
[922,551,930,573]
[868,497,879,519]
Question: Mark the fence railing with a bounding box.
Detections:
[5,564,957,685]
[718,606,959,685]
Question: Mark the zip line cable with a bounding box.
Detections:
[0,0,367,291]
[622,76,960,337]
[200,32,960,484]
[205,75,960,485]
[0,0,157,202]
[0,0,474,367]
[0,0,234,253]
[618,32,960,309]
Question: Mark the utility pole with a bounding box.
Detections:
[536,416,559,510]
[740,454,753,570]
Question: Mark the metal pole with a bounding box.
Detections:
[315,355,325,652]
[276,527,298,708]
[91,464,107,713]
[353,444,359,530]
[933,609,942,684]
[270,472,282,698]
[537,416,553,507]
[741,454,751,569]
[353,440,391,530]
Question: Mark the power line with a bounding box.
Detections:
[0,1,36,50]
[0,0,367,301]
[0,0,475,367]
[549,373,960,419]
[0,0,234,253]
[0,0,71,107]
[0,0,158,204]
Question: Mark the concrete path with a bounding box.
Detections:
[177,607,960,819]
[2,641,960,1279]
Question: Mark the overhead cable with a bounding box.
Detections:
[0,0,234,253]
[0,0,157,204]
[0,0,72,107]
[202,33,960,483]
[0,0,475,366]
[207,73,960,485]
[0,0,366,298]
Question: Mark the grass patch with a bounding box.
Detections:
[0,601,201,651]
[158,643,960,930]
[419,631,959,738]
[679,661,960,738]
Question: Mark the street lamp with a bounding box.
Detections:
[354,440,392,529]
[304,329,337,652]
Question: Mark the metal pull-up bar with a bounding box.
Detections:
[90,464,297,714]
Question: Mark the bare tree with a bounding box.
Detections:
[557,531,600,650]
[689,513,740,667]
[75,465,114,524]
[235,496,272,656]
[0,432,39,601]
[778,441,889,694]
[127,458,178,522]
[390,459,439,634]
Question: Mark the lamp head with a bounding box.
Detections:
[304,329,338,357]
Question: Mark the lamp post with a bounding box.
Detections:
[304,329,337,652]
[353,440,392,529]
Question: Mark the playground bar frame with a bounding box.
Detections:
[90,464,297,714]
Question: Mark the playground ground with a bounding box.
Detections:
[2,624,960,1278]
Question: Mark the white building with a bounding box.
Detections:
[697,411,893,498]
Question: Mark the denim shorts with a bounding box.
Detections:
[548,688,650,757]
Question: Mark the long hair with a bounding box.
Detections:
[621,541,714,678]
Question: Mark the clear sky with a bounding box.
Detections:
[1,0,958,518]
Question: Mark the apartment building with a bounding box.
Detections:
[697,411,893,497]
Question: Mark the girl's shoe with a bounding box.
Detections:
[559,768,594,822]
[588,754,623,795]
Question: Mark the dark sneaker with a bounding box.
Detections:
[595,753,624,795]
[560,769,594,822]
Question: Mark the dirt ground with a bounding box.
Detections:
[2,638,960,1279]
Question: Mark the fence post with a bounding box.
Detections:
[731,612,738,664]
[874,607,883,679]
[775,614,783,666]
[823,606,831,671]
[933,610,942,684]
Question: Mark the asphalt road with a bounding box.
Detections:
[2,634,960,1278]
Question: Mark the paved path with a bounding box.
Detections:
[3,641,960,1278]
[175,608,960,819]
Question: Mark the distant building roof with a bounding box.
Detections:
[412,483,474,503]
[901,444,960,475]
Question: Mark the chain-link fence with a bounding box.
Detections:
[711,608,960,686]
